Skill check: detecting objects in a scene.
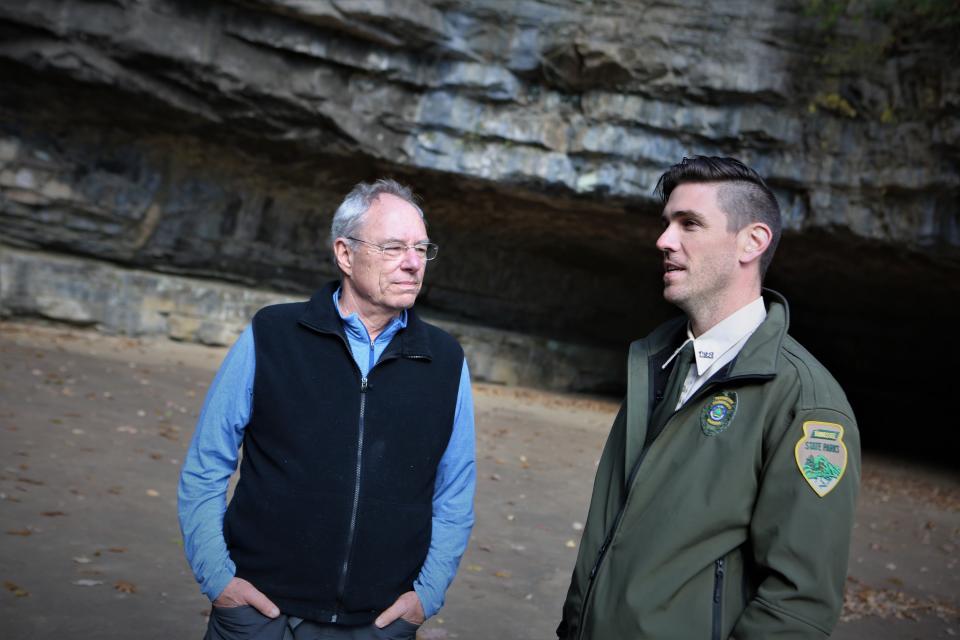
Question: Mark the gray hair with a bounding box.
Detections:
[329,178,425,252]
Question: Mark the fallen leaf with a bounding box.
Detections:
[6,529,32,536]
[116,426,138,434]
[72,556,92,564]
[114,580,137,594]
[3,581,28,597]
[108,547,127,553]
[565,539,577,548]
[41,511,67,517]
[493,570,511,578]
[466,564,483,572]
[146,489,159,497]
[73,579,103,587]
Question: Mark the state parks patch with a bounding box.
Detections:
[794,421,848,497]
[700,391,737,436]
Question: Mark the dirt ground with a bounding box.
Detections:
[1,321,957,640]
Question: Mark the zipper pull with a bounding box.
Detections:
[713,558,725,602]
[360,377,369,392]
[589,535,612,579]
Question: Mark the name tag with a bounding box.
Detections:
[698,350,714,359]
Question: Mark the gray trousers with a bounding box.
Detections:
[204,606,420,640]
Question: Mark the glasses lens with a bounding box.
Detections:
[381,244,405,259]
[424,243,439,260]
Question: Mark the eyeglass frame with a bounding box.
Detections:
[345,236,439,261]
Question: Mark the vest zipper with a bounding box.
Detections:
[712,558,725,640]
[333,374,369,622]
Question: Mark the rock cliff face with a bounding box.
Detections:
[0,1,957,450]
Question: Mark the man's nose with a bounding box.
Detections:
[399,247,424,270]
[656,225,675,252]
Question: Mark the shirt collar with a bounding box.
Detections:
[332,287,408,344]
[687,296,766,375]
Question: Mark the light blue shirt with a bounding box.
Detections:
[177,291,476,619]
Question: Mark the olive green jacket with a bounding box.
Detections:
[559,292,860,640]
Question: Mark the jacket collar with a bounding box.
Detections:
[724,288,789,379]
[297,281,433,361]
[643,288,789,381]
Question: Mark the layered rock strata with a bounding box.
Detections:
[0,0,957,449]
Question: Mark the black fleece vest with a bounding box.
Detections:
[223,283,463,624]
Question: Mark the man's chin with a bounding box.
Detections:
[388,291,420,310]
[662,285,686,306]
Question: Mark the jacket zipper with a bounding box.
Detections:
[712,558,725,640]
[575,373,771,639]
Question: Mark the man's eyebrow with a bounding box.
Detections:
[380,236,431,244]
[662,209,706,224]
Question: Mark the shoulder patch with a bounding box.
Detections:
[795,421,848,497]
[700,391,737,436]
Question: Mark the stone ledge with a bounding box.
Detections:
[0,246,624,393]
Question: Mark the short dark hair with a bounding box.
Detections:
[654,156,782,277]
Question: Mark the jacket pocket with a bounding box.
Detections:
[712,557,725,640]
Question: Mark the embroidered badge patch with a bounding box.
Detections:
[794,421,848,497]
[700,392,737,436]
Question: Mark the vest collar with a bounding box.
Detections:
[298,281,433,361]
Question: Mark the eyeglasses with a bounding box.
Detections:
[346,237,439,261]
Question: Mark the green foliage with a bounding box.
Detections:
[804,0,960,34]
[802,0,957,122]
[803,0,850,29]
[868,0,960,29]
[809,92,858,117]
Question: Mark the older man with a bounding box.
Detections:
[559,157,860,639]
[179,179,475,640]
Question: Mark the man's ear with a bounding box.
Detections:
[738,222,772,266]
[333,238,354,276]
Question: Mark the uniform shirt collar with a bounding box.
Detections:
[332,287,408,344]
[686,296,766,376]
